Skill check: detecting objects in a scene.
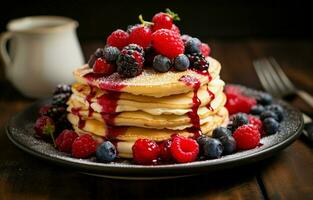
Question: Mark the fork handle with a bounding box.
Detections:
[297,90,313,108]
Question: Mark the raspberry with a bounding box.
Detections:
[129,25,152,48]
[34,116,55,141]
[171,24,180,34]
[225,85,242,96]
[152,12,173,31]
[93,57,115,75]
[233,125,260,150]
[152,29,184,59]
[72,134,97,158]
[248,115,264,135]
[225,95,257,115]
[200,43,211,57]
[187,53,209,71]
[170,136,199,163]
[152,9,180,32]
[55,130,78,153]
[116,47,144,77]
[159,140,173,162]
[106,29,129,49]
[132,139,160,165]
[225,86,257,115]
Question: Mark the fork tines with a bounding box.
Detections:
[253,57,296,98]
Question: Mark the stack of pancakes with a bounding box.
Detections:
[67,57,228,158]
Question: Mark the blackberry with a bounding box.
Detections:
[123,44,145,56]
[45,106,66,120]
[187,53,209,71]
[52,93,71,107]
[53,84,72,95]
[103,46,120,62]
[55,113,72,134]
[116,49,144,78]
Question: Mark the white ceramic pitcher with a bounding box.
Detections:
[0,16,84,98]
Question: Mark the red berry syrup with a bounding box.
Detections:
[86,85,96,117]
[83,72,126,92]
[206,88,215,111]
[71,107,86,129]
[179,75,202,138]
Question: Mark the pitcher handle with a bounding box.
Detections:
[0,32,13,68]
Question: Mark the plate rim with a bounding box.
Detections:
[5,92,304,177]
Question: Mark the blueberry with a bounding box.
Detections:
[265,104,284,122]
[96,141,117,163]
[263,118,280,134]
[174,54,190,71]
[250,105,265,115]
[231,113,249,129]
[196,135,210,155]
[103,46,120,62]
[185,38,201,54]
[202,138,223,159]
[257,93,273,105]
[260,110,279,121]
[219,135,236,155]
[153,55,172,73]
[212,127,232,139]
[94,48,104,58]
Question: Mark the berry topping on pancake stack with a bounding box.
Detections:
[34,9,285,165]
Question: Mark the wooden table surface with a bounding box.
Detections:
[0,39,313,200]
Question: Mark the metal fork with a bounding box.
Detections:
[254,57,313,142]
[253,57,313,108]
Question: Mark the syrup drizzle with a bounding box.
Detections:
[194,69,216,112]
[71,107,86,129]
[86,85,96,117]
[206,88,215,111]
[179,75,202,138]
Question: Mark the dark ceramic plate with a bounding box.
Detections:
[6,86,304,179]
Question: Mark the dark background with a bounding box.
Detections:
[1,0,313,41]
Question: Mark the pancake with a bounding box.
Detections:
[73,57,221,97]
[71,78,225,115]
[70,107,228,142]
[72,107,229,158]
[67,92,226,130]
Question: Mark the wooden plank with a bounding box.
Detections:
[259,141,313,200]
[94,167,264,200]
